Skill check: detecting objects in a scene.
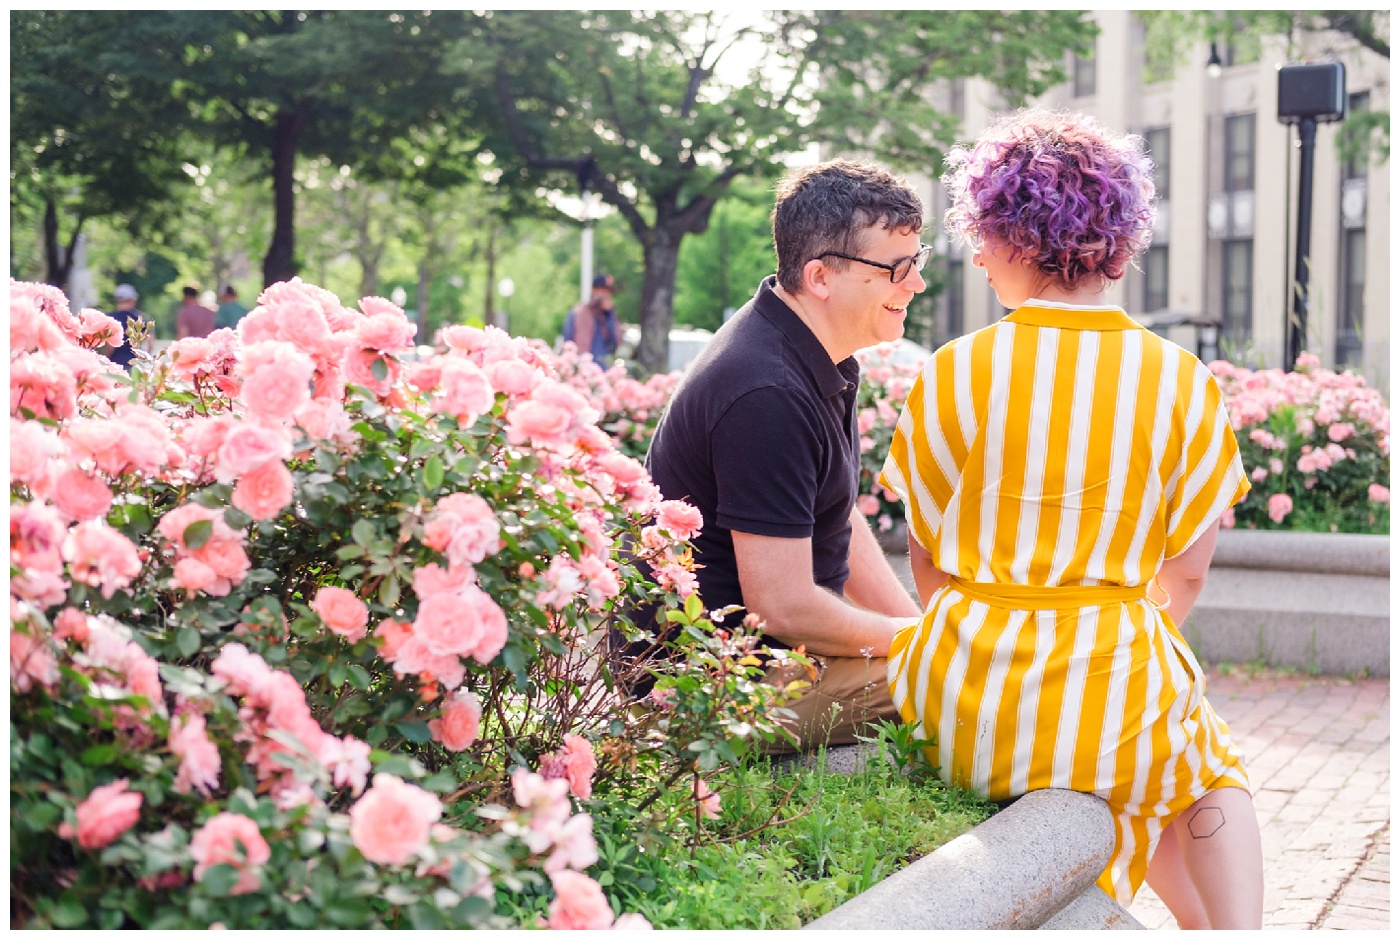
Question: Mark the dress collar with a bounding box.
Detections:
[1004,299,1143,332]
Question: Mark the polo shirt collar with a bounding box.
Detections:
[752,276,853,397]
[1005,299,1143,332]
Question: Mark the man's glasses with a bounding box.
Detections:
[818,244,933,284]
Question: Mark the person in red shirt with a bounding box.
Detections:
[175,285,216,339]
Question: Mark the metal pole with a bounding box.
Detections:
[580,187,594,306]
[1288,117,1317,369]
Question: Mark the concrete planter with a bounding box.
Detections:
[805,788,1141,930]
[1182,529,1389,676]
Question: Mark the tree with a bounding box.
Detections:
[10,11,193,290]
[123,10,474,287]
[1139,11,1389,162]
[458,10,1096,372]
[673,178,776,332]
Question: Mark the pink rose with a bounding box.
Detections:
[544,812,599,874]
[172,557,218,595]
[485,358,538,398]
[10,418,62,489]
[216,423,291,483]
[1327,422,1355,443]
[51,468,113,522]
[348,774,442,866]
[10,626,60,693]
[856,493,881,517]
[353,310,418,354]
[547,870,615,930]
[433,359,496,425]
[428,690,482,752]
[411,563,471,599]
[538,733,596,800]
[242,361,313,423]
[53,607,90,643]
[310,586,369,643]
[1268,492,1294,524]
[422,493,501,566]
[694,778,721,819]
[1368,484,1389,504]
[412,585,507,664]
[373,618,414,661]
[231,459,294,521]
[65,779,143,850]
[391,636,466,691]
[170,713,221,797]
[656,500,703,541]
[63,522,142,599]
[505,399,573,449]
[190,813,271,895]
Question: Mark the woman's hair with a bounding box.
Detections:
[942,109,1156,291]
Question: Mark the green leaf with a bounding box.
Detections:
[379,576,400,607]
[201,863,240,897]
[347,665,371,690]
[351,519,376,547]
[328,662,348,689]
[50,895,88,928]
[407,902,446,930]
[183,519,214,550]
[420,770,458,793]
[395,720,432,743]
[176,627,201,658]
[422,455,445,490]
[222,506,252,530]
[684,592,704,622]
[80,743,119,766]
[370,356,389,382]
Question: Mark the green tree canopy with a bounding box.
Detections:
[455,9,1096,372]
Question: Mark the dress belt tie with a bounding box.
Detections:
[948,576,1148,611]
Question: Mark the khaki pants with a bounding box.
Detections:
[763,654,899,755]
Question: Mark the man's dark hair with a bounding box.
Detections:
[183,286,200,299]
[771,160,925,294]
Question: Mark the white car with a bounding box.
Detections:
[619,325,715,373]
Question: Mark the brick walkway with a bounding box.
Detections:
[1128,668,1390,930]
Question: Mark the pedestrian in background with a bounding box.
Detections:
[215,283,249,331]
[105,283,144,369]
[561,273,621,361]
[175,285,216,339]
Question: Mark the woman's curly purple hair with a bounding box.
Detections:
[943,109,1157,290]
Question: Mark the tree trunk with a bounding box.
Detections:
[636,226,683,374]
[41,197,78,290]
[263,107,307,287]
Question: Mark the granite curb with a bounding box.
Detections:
[805,787,1142,930]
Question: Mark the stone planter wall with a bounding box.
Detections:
[805,788,1141,930]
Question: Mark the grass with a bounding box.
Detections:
[591,723,998,929]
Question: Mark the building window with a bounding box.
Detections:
[1222,239,1253,349]
[1224,113,1255,193]
[1143,127,1170,199]
[1336,231,1365,367]
[949,78,965,118]
[1342,92,1371,180]
[944,259,964,345]
[1144,246,1169,312]
[1073,52,1096,98]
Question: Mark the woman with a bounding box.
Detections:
[880,110,1263,928]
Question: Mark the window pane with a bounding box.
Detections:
[1336,229,1365,366]
[1343,92,1370,180]
[1073,54,1096,97]
[1145,246,1169,311]
[1223,239,1253,348]
[1225,114,1255,192]
[1144,127,1170,199]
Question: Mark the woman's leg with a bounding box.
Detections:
[1151,787,1264,929]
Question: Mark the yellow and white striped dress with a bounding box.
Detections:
[880,301,1250,905]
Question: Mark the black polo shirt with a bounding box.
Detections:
[644,276,862,645]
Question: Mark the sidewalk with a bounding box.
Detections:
[1128,667,1390,930]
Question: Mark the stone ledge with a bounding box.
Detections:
[1209,530,1389,577]
[805,788,1138,930]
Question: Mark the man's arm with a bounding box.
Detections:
[732,530,915,658]
[1153,517,1221,628]
[842,506,922,618]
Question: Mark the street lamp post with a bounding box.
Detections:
[497,277,515,335]
[1276,62,1347,368]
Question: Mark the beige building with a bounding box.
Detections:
[910,11,1390,390]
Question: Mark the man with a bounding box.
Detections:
[561,273,620,361]
[214,283,249,331]
[642,160,932,752]
[105,283,145,369]
[175,285,216,339]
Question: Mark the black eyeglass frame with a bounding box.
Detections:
[817,244,934,284]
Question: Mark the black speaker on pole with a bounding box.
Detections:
[1277,62,1347,124]
[1275,61,1347,368]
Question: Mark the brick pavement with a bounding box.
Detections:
[1127,667,1390,930]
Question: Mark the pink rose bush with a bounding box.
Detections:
[10,278,792,929]
[1210,356,1389,532]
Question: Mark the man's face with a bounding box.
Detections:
[824,225,927,351]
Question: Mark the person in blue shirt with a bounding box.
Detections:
[561,273,620,361]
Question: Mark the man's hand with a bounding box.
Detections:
[731,529,915,658]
